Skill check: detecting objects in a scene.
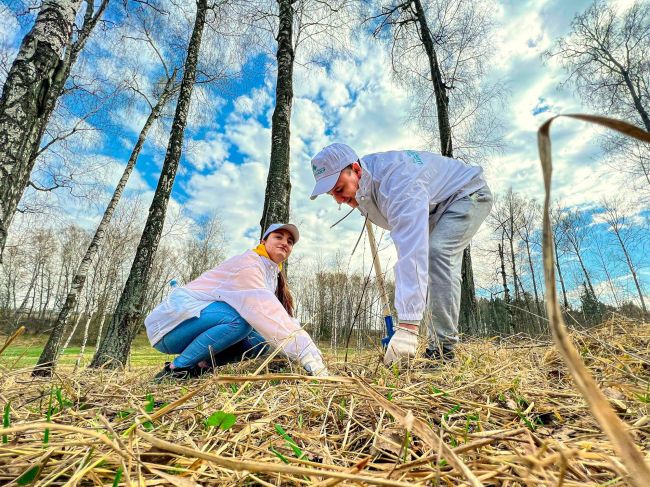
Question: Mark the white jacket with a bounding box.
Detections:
[144,250,323,365]
[356,150,486,322]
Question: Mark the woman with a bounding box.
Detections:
[145,223,328,380]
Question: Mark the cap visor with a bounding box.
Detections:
[310,173,339,200]
[282,224,300,243]
[263,223,300,243]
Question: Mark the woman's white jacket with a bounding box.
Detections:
[144,250,322,363]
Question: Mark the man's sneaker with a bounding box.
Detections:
[422,346,455,368]
[153,362,195,383]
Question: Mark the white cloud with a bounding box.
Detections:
[0,4,19,48]
[232,88,273,117]
[6,0,649,312]
[182,159,268,250]
[492,1,553,68]
[185,131,230,171]
[225,115,271,162]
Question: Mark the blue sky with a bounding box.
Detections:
[1,0,648,307]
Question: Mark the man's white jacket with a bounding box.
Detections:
[144,250,323,364]
[356,150,486,322]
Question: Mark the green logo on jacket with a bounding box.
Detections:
[406,150,423,165]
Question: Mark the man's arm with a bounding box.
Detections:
[382,179,431,325]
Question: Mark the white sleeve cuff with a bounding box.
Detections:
[397,313,422,325]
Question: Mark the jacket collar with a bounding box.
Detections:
[355,158,372,207]
[250,247,281,272]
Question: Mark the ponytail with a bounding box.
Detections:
[276,270,294,317]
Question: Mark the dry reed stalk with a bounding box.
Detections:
[538,113,650,486]
[356,378,484,487]
[0,325,25,356]
[1,319,648,485]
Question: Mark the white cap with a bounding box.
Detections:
[309,143,359,200]
[262,223,300,243]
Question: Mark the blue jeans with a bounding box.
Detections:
[153,301,269,368]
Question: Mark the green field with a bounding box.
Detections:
[0,334,169,370]
[1,332,368,372]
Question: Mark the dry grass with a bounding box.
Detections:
[0,319,648,486]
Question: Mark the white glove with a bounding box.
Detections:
[300,352,329,377]
[383,327,418,366]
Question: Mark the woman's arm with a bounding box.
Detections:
[229,265,328,375]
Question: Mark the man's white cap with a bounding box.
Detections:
[262,223,300,243]
[310,143,359,200]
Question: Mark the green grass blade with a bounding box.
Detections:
[112,467,123,487]
[270,447,289,464]
[274,423,304,458]
[2,402,9,444]
[17,465,40,485]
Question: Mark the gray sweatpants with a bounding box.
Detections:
[426,186,493,349]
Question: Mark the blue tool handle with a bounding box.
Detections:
[381,315,395,349]
[385,315,394,337]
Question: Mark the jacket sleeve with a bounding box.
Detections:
[228,264,323,363]
[380,179,430,322]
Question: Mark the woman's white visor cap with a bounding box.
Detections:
[262,223,300,243]
[310,143,359,200]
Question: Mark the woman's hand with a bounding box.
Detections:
[301,352,329,376]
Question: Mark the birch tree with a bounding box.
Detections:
[599,197,647,316]
[0,0,109,261]
[90,0,209,368]
[33,63,180,375]
[259,0,295,232]
[256,0,352,235]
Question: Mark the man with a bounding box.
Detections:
[309,143,492,366]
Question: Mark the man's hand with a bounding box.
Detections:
[383,326,418,366]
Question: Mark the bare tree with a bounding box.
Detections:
[599,197,647,316]
[548,1,650,198]
[593,234,621,308]
[559,208,597,300]
[496,238,513,331]
[33,40,181,375]
[90,0,209,368]
[517,198,544,319]
[180,213,225,282]
[550,204,570,310]
[368,0,501,329]
[0,0,109,261]
[549,0,650,131]
[488,190,525,297]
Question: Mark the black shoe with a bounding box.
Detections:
[423,346,455,365]
[153,362,195,383]
[189,365,213,378]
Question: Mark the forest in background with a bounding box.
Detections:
[0,0,648,370]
